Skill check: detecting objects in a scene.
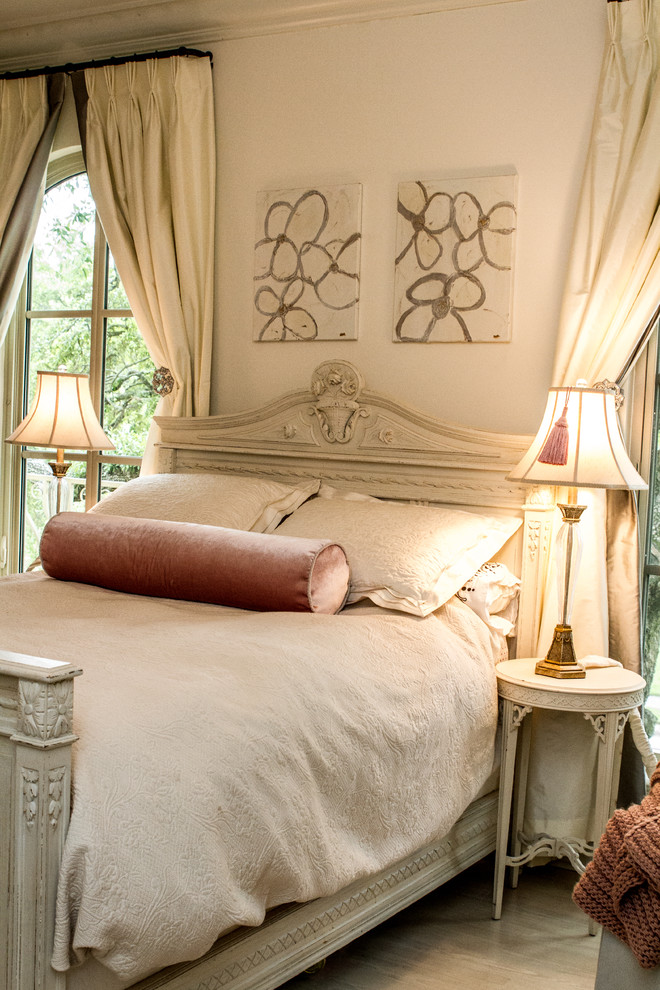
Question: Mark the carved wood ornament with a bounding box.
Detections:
[18,679,74,741]
[310,360,368,443]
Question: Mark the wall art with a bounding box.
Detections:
[253,184,362,341]
[393,173,517,343]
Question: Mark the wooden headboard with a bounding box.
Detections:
[156,360,556,658]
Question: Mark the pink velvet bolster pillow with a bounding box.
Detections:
[40,512,350,614]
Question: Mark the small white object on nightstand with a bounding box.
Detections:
[492,658,645,931]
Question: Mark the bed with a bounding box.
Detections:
[0,360,553,990]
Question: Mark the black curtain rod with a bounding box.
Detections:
[0,46,212,81]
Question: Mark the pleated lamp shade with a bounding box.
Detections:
[508,385,646,491]
[6,370,114,452]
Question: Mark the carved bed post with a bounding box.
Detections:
[0,652,81,990]
[516,487,556,659]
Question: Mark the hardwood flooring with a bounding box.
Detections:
[281,854,600,990]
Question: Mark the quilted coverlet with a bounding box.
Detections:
[0,573,499,985]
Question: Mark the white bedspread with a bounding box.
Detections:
[1,573,499,986]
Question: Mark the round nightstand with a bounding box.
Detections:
[492,658,645,929]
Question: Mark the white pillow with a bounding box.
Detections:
[275,498,522,616]
[456,562,520,635]
[316,483,377,501]
[89,473,320,533]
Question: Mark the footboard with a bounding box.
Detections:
[0,649,81,990]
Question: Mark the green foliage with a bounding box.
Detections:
[27,174,156,458]
[643,406,660,738]
[22,173,157,561]
[31,176,95,312]
[104,318,158,458]
[644,573,660,738]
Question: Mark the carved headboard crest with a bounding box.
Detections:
[310,361,368,444]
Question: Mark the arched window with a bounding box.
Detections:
[1,153,157,572]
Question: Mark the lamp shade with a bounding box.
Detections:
[508,385,646,490]
[6,370,114,452]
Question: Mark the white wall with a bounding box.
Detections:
[211,0,605,435]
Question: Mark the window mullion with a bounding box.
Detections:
[86,213,108,509]
[26,310,92,319]
[0,290,27,575]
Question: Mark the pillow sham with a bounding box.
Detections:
[40,512,350,614]
[316,483,377,501]
[275,498,522,617]
[89,472,320,533]
[457,561,520,635]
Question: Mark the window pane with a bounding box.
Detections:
[648,412,660,567]
[100,462,141,498]
[21,458,85,569]
[26,318,92,403]
[30,175,95,311]
[23,459,51,566]
[104,317,157,456]
[645,571,660,746]
[106,250,131,309]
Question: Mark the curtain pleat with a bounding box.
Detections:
[524,0,657,834]
[553,0,657,388]
[72,55,215,471]
[0,73,65,347]
[537,0,659,678]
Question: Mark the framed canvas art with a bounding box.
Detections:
[394,173,517,343]
[253,184,362,342]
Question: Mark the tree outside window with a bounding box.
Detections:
[19,171,157,567]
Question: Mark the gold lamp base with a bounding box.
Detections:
[535,624,586,679]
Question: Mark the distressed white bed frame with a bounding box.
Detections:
[0,361,555,990]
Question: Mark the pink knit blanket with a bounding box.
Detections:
[573,763,660,968]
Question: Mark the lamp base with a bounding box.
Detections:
[47,457,72,516]
[535,624,586,679]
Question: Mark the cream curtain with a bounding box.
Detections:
[525,0,659,833]
[72,55,215,471]
[538,0,660,674]
[0,73,65,347]
[553,0,660,389]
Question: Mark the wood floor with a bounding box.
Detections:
[281,854,600,990]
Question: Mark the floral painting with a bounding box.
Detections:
[253,184,362,341]
[393,174,517,342]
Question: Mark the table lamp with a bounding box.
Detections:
[5,369,115,515]
[508,383,647,679]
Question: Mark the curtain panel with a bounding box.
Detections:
[72,55,215,471]
[544,0,660,677]
[526,0,659,828]
[554,0,659,389]
[0,73,65,347]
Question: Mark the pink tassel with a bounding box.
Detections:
[538,399,570,465]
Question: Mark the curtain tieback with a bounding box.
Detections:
[152,367,175,396]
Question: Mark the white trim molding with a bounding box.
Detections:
[0,0,526,72]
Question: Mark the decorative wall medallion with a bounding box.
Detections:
[594,379,624,410]
[310,361,367,443]
[394,173,517,342]
[152,366,175,396]
[254,184,362,341]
